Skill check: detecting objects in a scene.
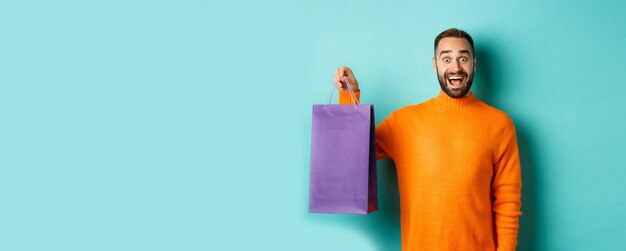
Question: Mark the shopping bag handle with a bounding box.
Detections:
[324,76,360,110]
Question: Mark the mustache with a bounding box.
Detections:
[444,70,468,78]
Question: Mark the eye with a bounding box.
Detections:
[460,57,467,63]
[443,58,450,63]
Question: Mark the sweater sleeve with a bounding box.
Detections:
[492,118,523,251]
[339,90,394,160]
[338,89,360,105]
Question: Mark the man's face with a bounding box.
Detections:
[432,37,476,98]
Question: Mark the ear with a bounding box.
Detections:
[473,57,477,71]
[432,57,437,73]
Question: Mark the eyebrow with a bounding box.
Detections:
[438,50,472,57]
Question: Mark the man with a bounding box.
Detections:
[333,28,522,251]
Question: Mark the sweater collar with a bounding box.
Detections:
[433,90,479,109]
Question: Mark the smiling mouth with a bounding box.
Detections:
[447,76,465,89]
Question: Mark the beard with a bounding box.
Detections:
[436,66,474,98]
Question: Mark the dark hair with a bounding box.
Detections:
[434,28,474,57]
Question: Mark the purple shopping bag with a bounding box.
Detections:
[308,86,378,214]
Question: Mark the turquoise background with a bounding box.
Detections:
[1,0,625,250]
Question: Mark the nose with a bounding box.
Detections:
[451,60,461,71]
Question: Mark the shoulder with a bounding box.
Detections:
[379,101,430,128]
[484,102,514,122]
[477,101,517,135]
[391,100,431,117]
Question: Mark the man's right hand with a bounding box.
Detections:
[334,66,360,92]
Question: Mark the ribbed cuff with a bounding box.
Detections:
[338,90,360,105]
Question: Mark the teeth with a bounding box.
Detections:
[448,76,462,80]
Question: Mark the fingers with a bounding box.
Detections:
[339,66,352,79]
[341,67,355,85]
[334,69,343,91]
[334,66,353,91]
[335,80,344,91]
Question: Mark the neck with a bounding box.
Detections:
[433,90,478,109]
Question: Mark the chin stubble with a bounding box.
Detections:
[436,66,474,98]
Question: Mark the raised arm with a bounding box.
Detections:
[332,66,394,160]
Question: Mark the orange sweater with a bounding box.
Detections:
[340,90,522,251]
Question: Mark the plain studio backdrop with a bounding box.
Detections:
[1,0,625,250]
